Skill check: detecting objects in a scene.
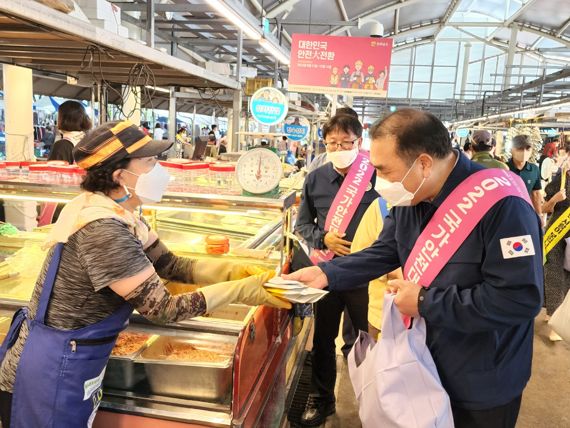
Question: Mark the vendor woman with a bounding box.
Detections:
[0,121,290,428]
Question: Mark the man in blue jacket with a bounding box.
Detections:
[287,109,543,428]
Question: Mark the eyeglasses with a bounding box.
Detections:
[324,138,359,150]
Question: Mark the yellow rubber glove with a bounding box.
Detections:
[193,259,275,284]
[229,265,275,281]
[200,272,291,312]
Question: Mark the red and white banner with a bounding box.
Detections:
[288,34,393,98]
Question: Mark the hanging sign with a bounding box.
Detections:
[288,34,393,98]
[283,116,310,141]
[250,87,288,126]
[456,128,469,138]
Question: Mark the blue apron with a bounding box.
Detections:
[0,243,133,427]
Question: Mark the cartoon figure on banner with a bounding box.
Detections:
[350,60,364,89]
[340,65,351,88]
[262,90,271,101]
[376,66,388,91]
[329,66,340,87]
[363,65,377,90]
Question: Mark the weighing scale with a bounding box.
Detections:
[236,148,283,197]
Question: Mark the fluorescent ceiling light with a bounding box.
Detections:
[146,85,170,94]
[205,0,261,40]
[259,37,290,65]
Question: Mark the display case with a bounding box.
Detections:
[0,179,310,428]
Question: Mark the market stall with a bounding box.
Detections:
[0,171,310,427]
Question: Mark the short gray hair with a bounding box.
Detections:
[512,135,531,150]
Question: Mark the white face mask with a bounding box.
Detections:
[124,163,171,203]
[512,150,531,163]
[327,147,359,169]
[374,158,426,207]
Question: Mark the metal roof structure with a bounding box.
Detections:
[0,0,568,122]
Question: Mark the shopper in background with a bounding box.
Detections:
[141,122,151,136]
[208,124,220,143]
[0,121,289,428]
[153,123,165,141]
[462,140,473,159]
[471,130,508,170]
[508,134,543,220]
[539,141,558,189]
[41,125,55,155]
[218,136,228,155]
[543,161,569,342]
[48,100,92,164]
[286,109,543,428]
[295,114,377,426]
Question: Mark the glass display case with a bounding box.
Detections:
[0,179,310,427]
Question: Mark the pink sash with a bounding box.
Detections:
[402,169,531,325]
[310,152,375,264]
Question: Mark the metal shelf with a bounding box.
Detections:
[0,181,296,212]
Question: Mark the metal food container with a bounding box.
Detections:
[137,333,237,402]
[104,332,156,390]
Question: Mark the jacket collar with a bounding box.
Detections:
[430,151,484,208]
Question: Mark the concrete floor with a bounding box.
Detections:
[288,309,570,428]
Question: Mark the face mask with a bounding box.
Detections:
[327,147,358,169]
[124,163,171,203]
[374,159,426,207]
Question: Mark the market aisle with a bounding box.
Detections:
[287,309,570,428]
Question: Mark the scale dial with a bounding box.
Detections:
[236,148,283,194]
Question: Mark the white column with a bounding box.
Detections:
[503,26,518,90]
[122,86,141,125]
[459,43,471,101]
[2,64,37,231]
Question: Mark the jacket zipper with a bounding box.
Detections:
[70,335,117,353]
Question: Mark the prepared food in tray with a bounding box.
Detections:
[111,332,152,357]
[140,336,235,365]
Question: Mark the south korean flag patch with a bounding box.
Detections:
[500,235,536,259]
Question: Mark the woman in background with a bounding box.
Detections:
[48,100,92,164]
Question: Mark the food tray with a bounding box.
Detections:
[103,331,156,390]
[137,334,237,402]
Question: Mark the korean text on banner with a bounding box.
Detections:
[288,34,393,98]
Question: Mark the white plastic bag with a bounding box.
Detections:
[549,289,570,342]
[347,294,454,428]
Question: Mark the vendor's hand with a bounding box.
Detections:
[324,231,352,256]
[230,264,275,281]
[386,279,421,317]
[282,266,328,289]
[236,272,291,309]
[552,190,567,204]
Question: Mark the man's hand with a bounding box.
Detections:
[324,231,352,256]
[282,266,329,289]
[386,279,422,317]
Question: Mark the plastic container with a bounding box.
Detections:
[0,163,7,180]
[160,161,189,192]
[19,161,33,180]
[5,162,20,179]
[28,165,48,183]
[183,163,210,193]
[209,164,238,195]
[205,235,230,255]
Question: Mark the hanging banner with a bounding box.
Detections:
[288,34,393,98]
[250,87,288,126]
[283,116,310,141]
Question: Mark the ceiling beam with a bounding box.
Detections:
[556,17,570,37]
[266,0,303,19]
[335,0,352,37]
[514,22,570,48]
[393,36,435,52]
[486,0,541,41]
[327,0,424,36]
